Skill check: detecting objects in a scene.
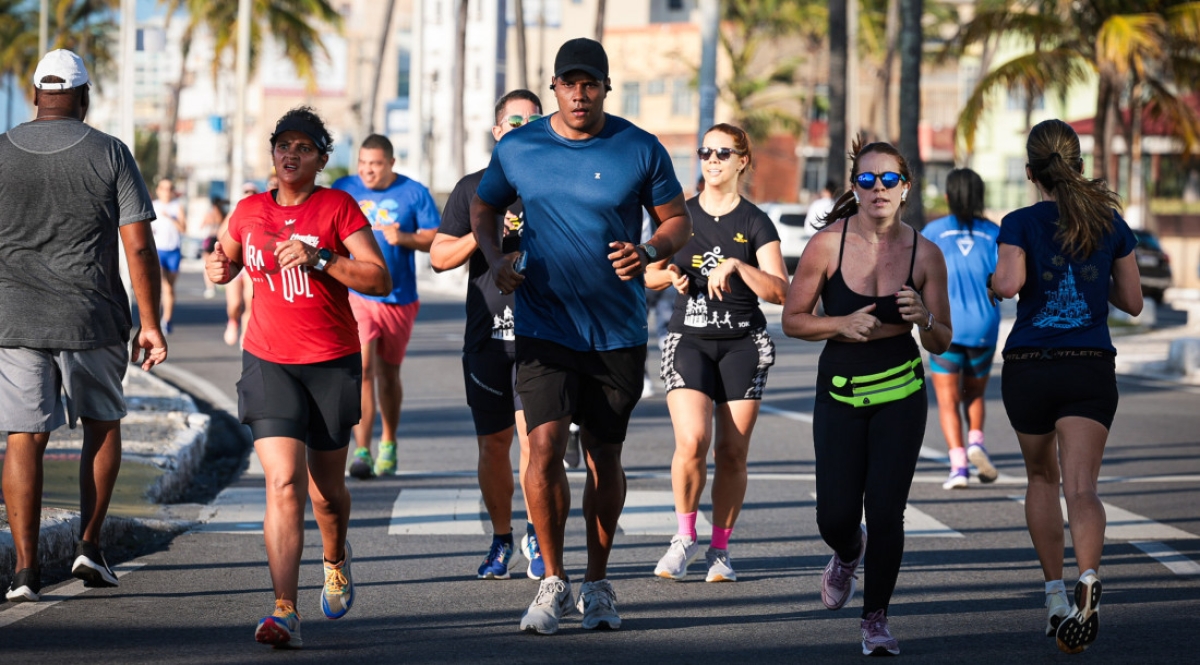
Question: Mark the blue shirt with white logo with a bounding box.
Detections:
[332,174,441,306]
[922,215,1001,347]
[476,114,683,351]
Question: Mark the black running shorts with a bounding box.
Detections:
[660,329,775,402]
[1001,352,1118,433]
[462,350,523,436]
[237,351,362,451]
[514,336,645,443]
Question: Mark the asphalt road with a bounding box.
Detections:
[2,269,1197,664]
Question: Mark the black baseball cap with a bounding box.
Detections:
[554,38,609,81]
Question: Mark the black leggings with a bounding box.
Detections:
[813,337,927,618]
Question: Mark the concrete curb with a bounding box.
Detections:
[0,369,212,591]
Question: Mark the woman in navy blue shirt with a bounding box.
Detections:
[990,119,1142,654]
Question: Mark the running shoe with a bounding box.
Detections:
[71,541,118,587]
[519,575,574,635]
[967,443,998,483]
[942,467,969,490]
[577,579,621,630]
[1046,589,1072,637]
[654,534,701,580]
[348,447,374,480]
[375,440,397,476]
[521,531,545,580]
[704,547,737,583]
[320,541,354,619]
[821,524,866,610]
[861,609,901,656]
[5,567,41,603]
[563,424,583,469]
[1056,573,1102,654]
[203,287,216,299]
[255,599,302,648]
[478,538,514,580]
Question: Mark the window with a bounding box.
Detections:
[1007,157,1026,183]
[668,0,685,10]
[622,82,641,117]
[671,78,693,116]
[647,79,665,95]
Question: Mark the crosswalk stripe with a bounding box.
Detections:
[618,490,713,536]
[199,486,266,534]
[809,492,963,538]
[389,488,487,535]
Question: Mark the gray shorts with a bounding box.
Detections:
[0,344,128,432]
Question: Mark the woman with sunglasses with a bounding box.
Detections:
[990,119,1141,654]
[207,106,391,649]
[782,138,951,656]
[644,123,788,583]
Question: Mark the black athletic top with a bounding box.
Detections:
[821,221,917,325]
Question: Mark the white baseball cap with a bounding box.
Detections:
[33,49,90,90]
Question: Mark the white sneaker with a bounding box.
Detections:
[942,468,969,490]
[967,444,998,483]
[520,575,574,635]
[1045,589,1071,637]
[704,547,737,582]
[576,579,621,630]
[654,534,700,580]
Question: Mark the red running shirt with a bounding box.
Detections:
[228,187,370,364]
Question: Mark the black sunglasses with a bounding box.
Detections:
[854,171,906,189]
[506,114,542,128]
[697,147,745,161]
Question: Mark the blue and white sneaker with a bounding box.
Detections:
[478,538,514,580]
[256,600,302,649]
[320,541,354,619]
[522,531,545,580]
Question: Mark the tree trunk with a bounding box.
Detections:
[1093,74,1112,182]
[159,24,194,181]
[898,0,925,227]
[514,0,528,89]
[365,0,398,136]
[1128,82,1147,231]
[451,0,467,180]
[878,0,899,141]
[828,0,848,191]
[595,0,606,43]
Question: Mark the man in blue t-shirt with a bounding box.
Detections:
[332,135,440,479]
[472,37,691,635]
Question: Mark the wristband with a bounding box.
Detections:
[922,311,935,332]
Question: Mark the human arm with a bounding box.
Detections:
[1108,252,1143,316]
[896,238,952,355]
[781,225,881,342]
[119,220,167,370]
[610,193,692,281]
[990,242,1026,302]
[430,232,478,272]
[643,260,682,291]
[380,225,436,252]
[471,194,524,294]
[274,227,392,296]
[706,240,789,304]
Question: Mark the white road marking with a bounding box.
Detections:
[389,488,486,535]
[809,492,962,538]
[618,490,713,536]
[0,563,144,628]
[759,404,813,423]
[198,486,266,534]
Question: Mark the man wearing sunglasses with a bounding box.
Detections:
[471,37,692,635]
[431,89,547,584]
[332,135,441,480]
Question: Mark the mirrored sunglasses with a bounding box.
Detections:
[507,114,542,128]
[697,147,744,161]
[854,171,906,189]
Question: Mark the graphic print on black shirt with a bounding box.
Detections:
[439,169,523,353]
[668,197,780,338]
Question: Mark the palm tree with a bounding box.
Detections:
[2,0,120,101]
[155,0,342,178]
[828,0,848,187]
[897,0,924,225]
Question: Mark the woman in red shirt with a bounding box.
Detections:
[207,106,391,649]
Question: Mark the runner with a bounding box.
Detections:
[645,123,787,583]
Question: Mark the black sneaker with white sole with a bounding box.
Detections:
[71,541,118,587]
[6,567,42,603]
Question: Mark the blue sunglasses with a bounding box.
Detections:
[854,171,906,189]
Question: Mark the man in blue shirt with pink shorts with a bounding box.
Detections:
[333,135,440,478]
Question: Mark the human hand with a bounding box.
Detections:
[837,303,881,342]
[493,251,526,295]
[895,285,929,327]
[706,258,739,301]
[986,273,1003,306]
[381,224,403,246]
[273,239,316,271]
[667,264,689,292]
[608,241,645,281]
[205,242,234,283]
[130,325,168,371]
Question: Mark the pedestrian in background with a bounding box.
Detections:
[782,137,951,657]
[207,106,391,649]
[989,118,1142,654]
[1,49,166,603]
[430,88,546,581]
[152,177,187,333]
[471,37,691,635]
[333,135,441,479]
[200,194,227,299]
[645,123,787,584]
[921,168,1001,489]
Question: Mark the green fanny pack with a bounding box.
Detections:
[828,357,923,407]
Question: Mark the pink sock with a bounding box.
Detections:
[711,526,733,550]
[968,430,985,446]
[949,447,968,470]
[677,511,698,541]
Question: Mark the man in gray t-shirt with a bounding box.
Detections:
[0,49,167,603]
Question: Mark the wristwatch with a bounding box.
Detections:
[314,247,333,272]
[636,243,658,262]
[922,311,935,332]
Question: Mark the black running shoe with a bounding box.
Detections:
[72,541,118,587]
[1056,573,1102,654]
[6,567,41,603]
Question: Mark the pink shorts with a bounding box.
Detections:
[349,297,420,366]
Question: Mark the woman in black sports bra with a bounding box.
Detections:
[781,138,951,657]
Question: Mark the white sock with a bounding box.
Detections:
[1080,568,1097,581]
[1045,580,1066,595]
